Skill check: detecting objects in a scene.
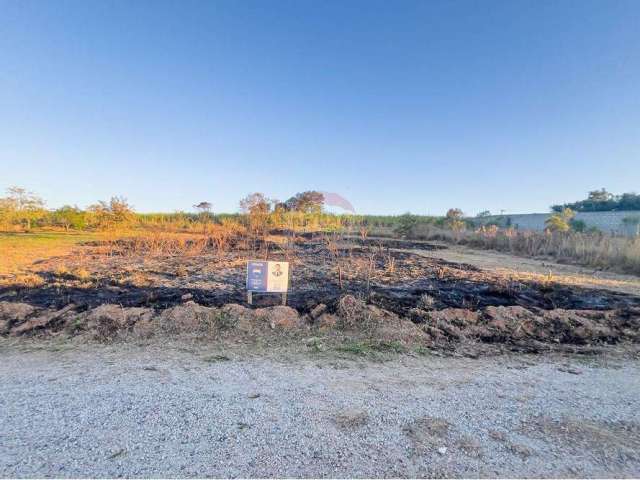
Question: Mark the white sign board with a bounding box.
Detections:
[246,260,289,293]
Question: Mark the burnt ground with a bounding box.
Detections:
[2,234,639,315]
[1,233,640,351]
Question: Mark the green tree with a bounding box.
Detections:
[52,205,86,231]
[88,196,135,229]
[1,187,46,230]
[551,189,640,212]
[284,191,324,214]
[239,193,271,216]
[587,188,613,202]
[239,193,272,234]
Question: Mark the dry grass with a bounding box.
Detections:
[406,224,640,275]
[0,232,98,279]
[499,269,640,293]
[100,226,245,258]
[12,273,45,288]
[72,268,92,283]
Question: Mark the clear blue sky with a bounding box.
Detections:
[1,0,639,215]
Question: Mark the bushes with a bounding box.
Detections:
[87,197,135,229]
[394,213,418,237]
[545,208,575,232]
[0,190,136,232]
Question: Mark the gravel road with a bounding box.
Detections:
[1,341,639,478]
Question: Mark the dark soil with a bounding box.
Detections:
[2,235,639,319]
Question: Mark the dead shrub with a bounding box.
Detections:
[337,294,369,329]
[85,304,154,340]
[418,294,436,310]
[98,225,244,259]
[404,416,452,452]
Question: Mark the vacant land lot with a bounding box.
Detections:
[1,230,640,477]
[1,231,640,354]
[1,342,639,478]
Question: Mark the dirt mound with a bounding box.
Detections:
[13,305,77,336]
[316,313,339,330]
[156,301,219,333]
[85,304,155,340]
[1,296,638,353]
[254,306,302,329]
[0,302,36,334]
[410,305,640,349]
[337,295,370,328]
[337,295,427,343]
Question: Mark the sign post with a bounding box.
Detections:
[246,261,290,305]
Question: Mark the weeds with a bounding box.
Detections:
[375,340,407,353]
[336,341,374,355]
[406,224,640,275]
[324,233,345,289]
[418,294,436,309]
[13,273,45,288]
[336,340,406,356]
[415,345,432,356]
[306,337,325,353]
[73,268,92,282]
[212,310,236,330]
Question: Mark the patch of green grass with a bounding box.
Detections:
[306,337,326,353]
[374,340,407,353]
[64,317,86,335]
[415,345,432,356]
[336,340,407,356]
[200,310,237,330]
[44,342,73,352]
[214,310,237,330]
[336,341,375,355]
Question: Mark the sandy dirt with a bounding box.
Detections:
[414,242,640,296]
[1,341,639,478]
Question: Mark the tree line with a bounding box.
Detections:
[0,187,138,231]
[551,189,640,213]
[0,187,345,232]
